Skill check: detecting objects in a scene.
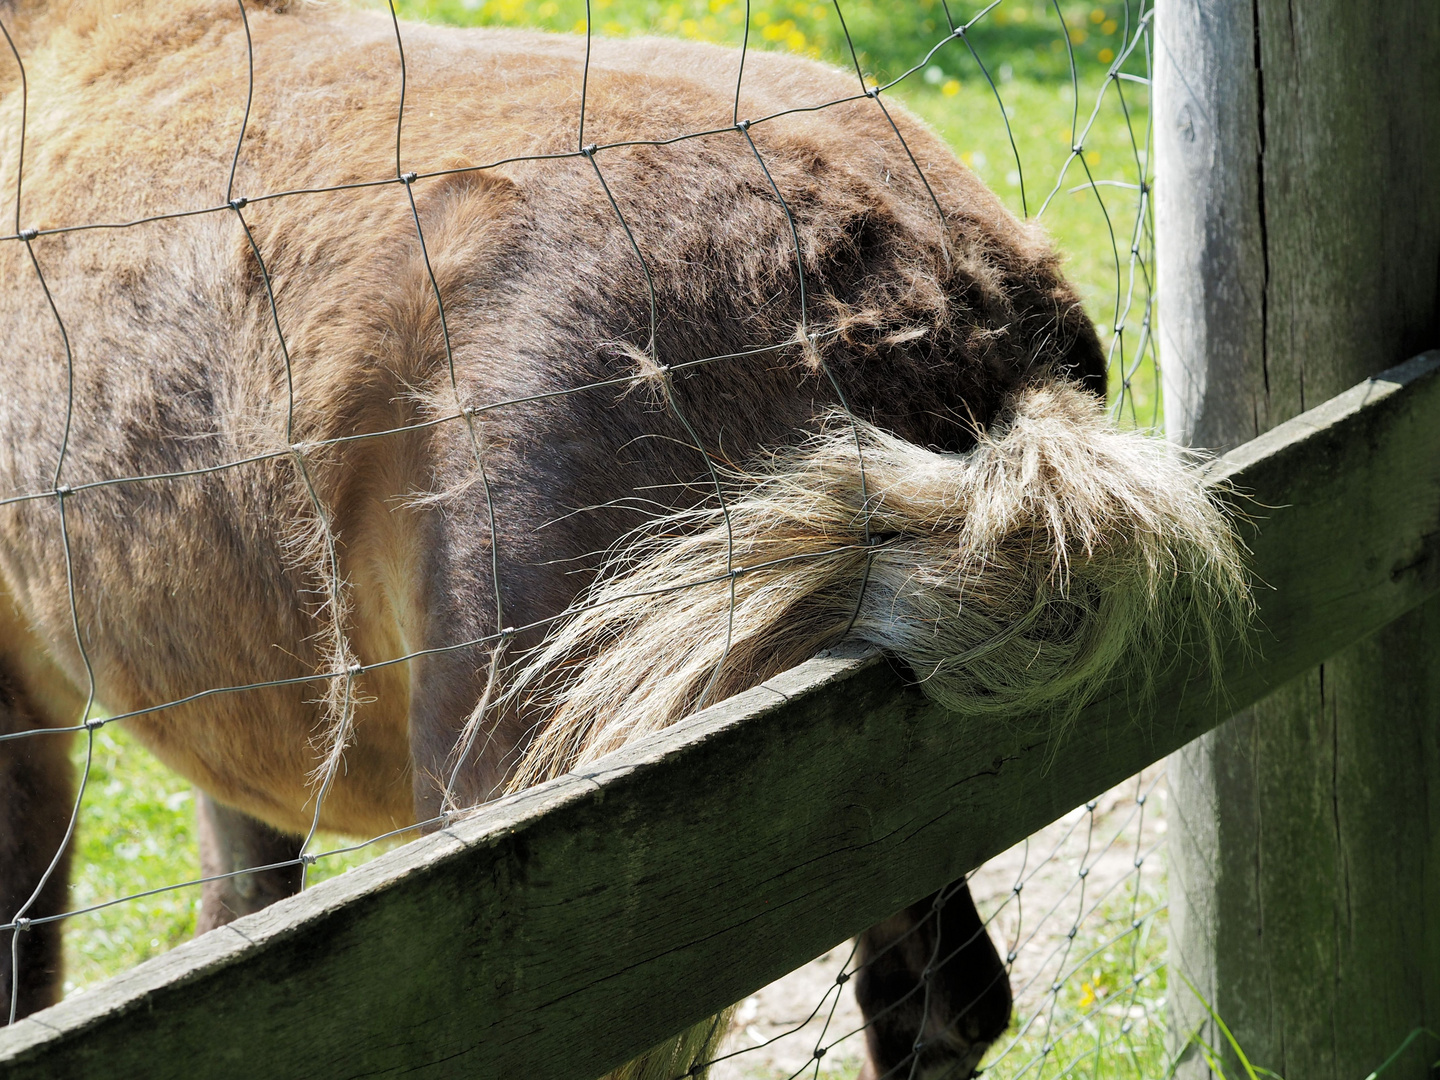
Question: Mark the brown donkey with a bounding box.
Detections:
[0,2,1246,1075]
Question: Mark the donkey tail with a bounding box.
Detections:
[502,381,1250,794]
[494,380,1249,1079]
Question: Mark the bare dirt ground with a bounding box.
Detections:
[710,766,1169,1080]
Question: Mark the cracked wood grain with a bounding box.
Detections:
[1158,1,1440,1072]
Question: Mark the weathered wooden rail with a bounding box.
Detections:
[1,352,1437,1080]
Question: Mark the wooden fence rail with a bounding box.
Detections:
[1,351,1437,1080]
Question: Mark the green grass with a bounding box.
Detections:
[980,884,1171,1079]
[59,6,1166,1066]
[63,727,198,994]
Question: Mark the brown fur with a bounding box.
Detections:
[854,885,1012,1080]
[0,1,1139,1071]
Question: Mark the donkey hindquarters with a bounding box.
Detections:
[0,2,1127,1068]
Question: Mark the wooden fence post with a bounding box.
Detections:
[1155,0,1440,1076]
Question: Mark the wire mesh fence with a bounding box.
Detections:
[707,767,1168,1080]
[0,0,1170,1074]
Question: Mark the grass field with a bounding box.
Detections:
[60,1,1169,1075]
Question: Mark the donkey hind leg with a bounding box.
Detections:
[195,791,304,933]
[0,669,76,1023]
[606,1006,736,1080]
[854,880,1012,1080]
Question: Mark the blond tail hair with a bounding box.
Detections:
[494,381,1251,1078]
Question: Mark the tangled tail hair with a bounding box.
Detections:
[493,381,1250,1080]
[502,381,1250,794]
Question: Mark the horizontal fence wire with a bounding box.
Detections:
[0,0,1165,1074]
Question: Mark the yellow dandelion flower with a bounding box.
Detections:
[1102,18,1118,33]
[1089,7,1104,23]
[1068,26,1088,44]
[1098,47,1115,63]
[942,78,961,96]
